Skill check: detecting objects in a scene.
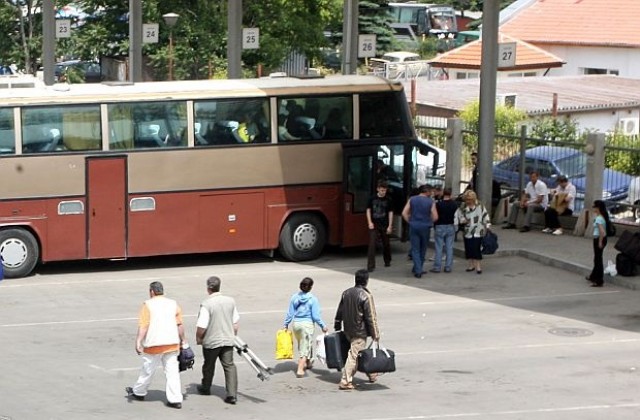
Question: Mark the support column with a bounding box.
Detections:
[445,118,464,197]
[477,0,499,211]
[42,0,55,85]
[129,0,142,82]
[227,0,242,79]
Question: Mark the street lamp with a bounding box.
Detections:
[162,12,179,81]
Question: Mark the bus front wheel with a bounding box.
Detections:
[0,228,39,278]
[278,213,326,261]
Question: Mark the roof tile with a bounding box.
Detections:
[501,0,640,47]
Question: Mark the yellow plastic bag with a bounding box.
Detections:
[275,329,294,360]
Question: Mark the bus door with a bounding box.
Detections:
[342,145,377,247]
[86,156,127,259]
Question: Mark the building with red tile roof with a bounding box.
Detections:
[500,0,640,78]
[429,33,564,80]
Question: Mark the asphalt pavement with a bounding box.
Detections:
[1,226,640,420]
[479,223,640,290]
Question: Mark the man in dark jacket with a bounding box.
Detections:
[334,269,380,390]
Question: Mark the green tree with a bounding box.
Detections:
[360,0,394,56]
[458,100,527,157]
[530,116,580,142]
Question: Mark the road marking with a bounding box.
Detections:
[0,265,362,289]
[0,290,618,328]
[361,403,640,419]
[395,338,640,356]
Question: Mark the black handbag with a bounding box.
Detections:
[357,342,396,374]
[177,345,195,372]
[481,230,498,255]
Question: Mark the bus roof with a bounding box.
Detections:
[0,75,404,106]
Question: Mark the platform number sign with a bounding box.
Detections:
[55,19,71,38]
[498,42,517,68]
[358,34,376,58]
[142,24,159,44]
[242,28,260,49]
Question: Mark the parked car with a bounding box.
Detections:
[55,60,102,83]
[626,177,640,220]
[0,65,15,75]
[454,30,480,48]
[369,51,428,79]
[492,146,632,211]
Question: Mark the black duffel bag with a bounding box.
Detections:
[357,342,396,374]
[614,230,640,263]
[616,252,637,277]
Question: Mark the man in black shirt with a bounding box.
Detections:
[431,188,459,273]
[366,181,394,271]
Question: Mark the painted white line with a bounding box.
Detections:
[395,338,640,356]
[0,265,362,289]
[0,290,618,328]
[360,403,640,420]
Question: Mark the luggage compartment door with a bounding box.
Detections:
[86,156,127,259]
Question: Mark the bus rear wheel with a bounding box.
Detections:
[0,228,39,278]
[278,213,326,261]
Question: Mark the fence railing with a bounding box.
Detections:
[415,119,640,225]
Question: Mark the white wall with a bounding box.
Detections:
[540,45,640,79]
[531,109,640,134]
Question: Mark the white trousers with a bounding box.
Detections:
[132,351,182,403]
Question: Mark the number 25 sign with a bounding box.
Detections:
[242,28,260,50]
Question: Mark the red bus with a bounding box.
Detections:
[0,75,437,278]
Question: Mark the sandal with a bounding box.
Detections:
[296,372,305,378]
[338,382,355,390]
[368,373,378,383]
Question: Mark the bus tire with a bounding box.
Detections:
[0,228,39,278]
[278,213,326,262]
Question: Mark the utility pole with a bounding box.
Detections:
[42,0,55,85]
[228,0,242,79]
[477,0,500,210]
[341,0,358,75]
[129,0,142,82]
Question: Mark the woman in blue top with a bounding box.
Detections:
[587,200,610,287]
[283,277,328,377]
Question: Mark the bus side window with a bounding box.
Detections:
[0,108,15,154]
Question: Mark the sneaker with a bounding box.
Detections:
[552,228,563,235]
[430,268,441,273]
[542,228,552,233]
[224,396,237,405]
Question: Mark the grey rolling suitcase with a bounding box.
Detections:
[324,331,350,371]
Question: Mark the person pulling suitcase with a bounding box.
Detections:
[333,269,380,390]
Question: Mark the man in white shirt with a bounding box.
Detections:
[195,276,240,405]
[543,175,577,235]
[503,170,548,232]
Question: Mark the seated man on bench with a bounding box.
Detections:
[503,170,548,233]
[542,175,576,236]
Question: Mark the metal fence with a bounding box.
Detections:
[416,120,640,224]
